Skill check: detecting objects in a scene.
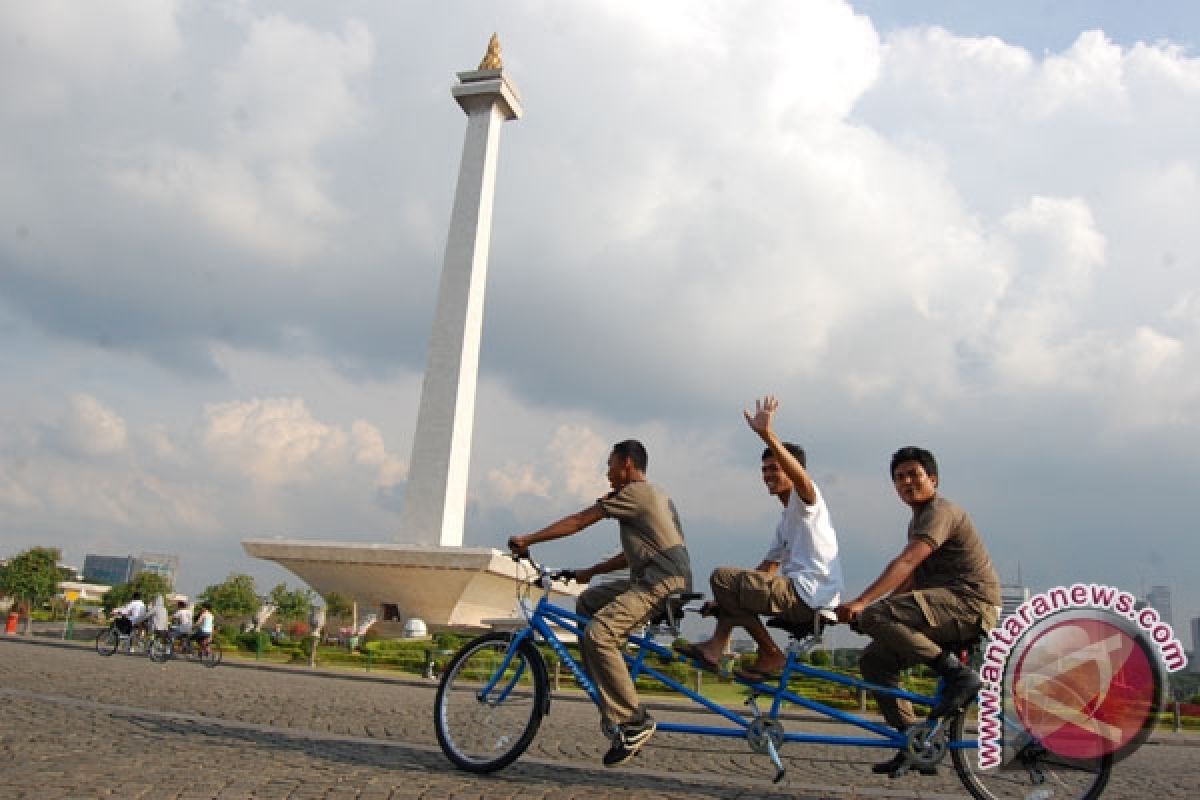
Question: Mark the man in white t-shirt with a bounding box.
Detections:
[169,600,193,641]
[675,395,843,681]
[112,592,147,635]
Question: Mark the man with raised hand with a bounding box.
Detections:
[676,395,843,682]
[836,446,1000,777]
[508,439,692,768]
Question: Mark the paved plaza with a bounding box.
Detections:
[1,638,1195,799]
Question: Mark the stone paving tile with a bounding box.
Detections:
[1,638,1196,799]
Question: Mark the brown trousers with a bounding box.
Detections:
[857,588,996,729]
[709,566,815,629]
[576,575,687,729]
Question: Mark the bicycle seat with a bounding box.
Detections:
[766,608,837,639]
[647,591,704,628]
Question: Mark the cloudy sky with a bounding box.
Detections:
[3,1,1198,646]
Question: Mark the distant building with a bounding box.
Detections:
[137,553,179,587]
[1000,584,1031,622]
[1191,617,1200,657]
[1146,585,1173,627]
[82,552,179,589]
[82,554,139,586]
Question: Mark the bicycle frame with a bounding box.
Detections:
[506,590,973,753]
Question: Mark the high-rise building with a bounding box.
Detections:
[1000,584,1031,622]
[1146,585,1173,627]
[82,552,179,588]
[138,553,179,588]
[1190,616,1200,657]
[82,554,138,586]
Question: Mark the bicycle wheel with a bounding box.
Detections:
[434,631,549,773]
[950,712,1112,800]
[95,629,119,657]
[148,637,171,663]
[201,640,223,668]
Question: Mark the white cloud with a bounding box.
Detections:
[203,397,347,485]
[0,0,182,118]
[62,394,128,456]
[109,14,373,261]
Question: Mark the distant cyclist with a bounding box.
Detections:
[191,603,215,652]
[111,592,147,636]
[168,600,192,642]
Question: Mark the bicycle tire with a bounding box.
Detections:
[950,711,1112,800]
[148,637,171,663]
[201,641,223,668]
[95,629,119,657]
[434,631,549,773]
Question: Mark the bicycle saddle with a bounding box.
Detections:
[766,608,837,639]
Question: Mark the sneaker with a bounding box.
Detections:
[602,714,657,767]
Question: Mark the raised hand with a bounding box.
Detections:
[743,395,779,438]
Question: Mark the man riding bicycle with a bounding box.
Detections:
[508,439,692,768]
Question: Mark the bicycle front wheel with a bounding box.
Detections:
[201,641,223,668]
[434,631,549,773]
[950,712,1112,800]
[95,629,118,657]
[148,637,171,663]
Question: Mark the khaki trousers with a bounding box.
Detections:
[857,589,994,729]
[576,575,686,729]
[709,566,814,629]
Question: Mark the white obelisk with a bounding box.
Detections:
[398,36,522,547]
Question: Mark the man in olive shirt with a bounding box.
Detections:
[508,439,692,768]
[836,446,1000,776]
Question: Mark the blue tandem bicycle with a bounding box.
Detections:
[433,556,1112,799]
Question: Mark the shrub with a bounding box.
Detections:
[237,631,271,652]
[288,620,310,639]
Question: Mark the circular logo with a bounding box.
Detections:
[1008,610,1162,762]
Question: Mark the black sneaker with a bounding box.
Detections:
[602,715,657,767]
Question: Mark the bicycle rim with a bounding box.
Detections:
[148,638,170,663]
[950,711,1112,800]
[434,632,548,773]
[203,642,222,667]
[95,630,118,657]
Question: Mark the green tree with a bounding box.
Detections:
[322,591,353,624]
[101,571,173,612]
[0,547,62,634]
[198,573,259,617]
[269,583,314,622]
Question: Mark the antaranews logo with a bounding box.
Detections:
[976,583,1187,770]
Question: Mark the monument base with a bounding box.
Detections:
[241,539,580,632]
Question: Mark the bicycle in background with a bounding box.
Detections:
[94,614,149,657]
[148,631,223,668]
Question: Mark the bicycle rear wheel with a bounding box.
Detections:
[434,631,549,773]
[950,712,1112,800]
[201,640,223,668]
[95,629,119,657]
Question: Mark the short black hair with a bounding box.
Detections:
[611,439,648,472]
[763,442,806,468]
[132,592,142,600]
[890,446,938,479]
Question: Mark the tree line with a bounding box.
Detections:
[0,546,350,633]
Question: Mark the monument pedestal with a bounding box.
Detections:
[242,539,579,631]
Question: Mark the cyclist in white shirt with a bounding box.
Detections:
[112,592,147,635]
[191,603,215,649]
[169,600,193,641]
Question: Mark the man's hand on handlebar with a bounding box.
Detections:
[507,534,530,557]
